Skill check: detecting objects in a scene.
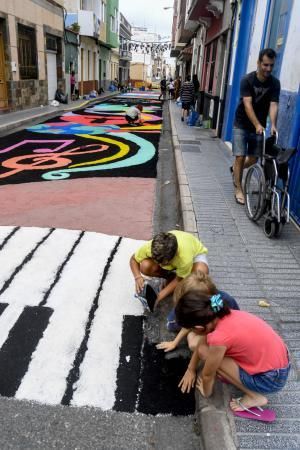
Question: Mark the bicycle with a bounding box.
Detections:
[244,131,296,238]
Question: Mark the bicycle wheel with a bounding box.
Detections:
[244,164,266,221]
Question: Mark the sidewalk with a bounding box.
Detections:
[0,91,117,136]
[169,100,300,450]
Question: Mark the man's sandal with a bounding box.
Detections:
[230,166,237,187]
[235,193,245,205]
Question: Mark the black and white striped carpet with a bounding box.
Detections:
[0,226,194,415]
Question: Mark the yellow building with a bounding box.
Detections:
[0,0,64,111]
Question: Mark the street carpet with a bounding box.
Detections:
[0,225,194,416]
[0,98,162,185]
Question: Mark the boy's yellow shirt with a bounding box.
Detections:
[134,230,208,278]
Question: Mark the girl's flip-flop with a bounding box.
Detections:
[231,398,276,422]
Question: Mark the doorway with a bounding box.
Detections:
[0,31,8,108]
[46,52,57,101]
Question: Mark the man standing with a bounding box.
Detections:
[180,75,195,122]
[159,76,167,101]
[232,48,280,204]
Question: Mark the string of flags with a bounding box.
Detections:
[120,40,172,54]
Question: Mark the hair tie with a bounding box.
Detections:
[210,294,223,312]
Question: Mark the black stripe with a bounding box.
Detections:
[137,342,195,416]
[0,227,20,251]
[0,305,53,397]
[0,303,8,316]
[61,237,122,406]
[0,228,54,296]
[39,231,85,307]
[114,315,144,412]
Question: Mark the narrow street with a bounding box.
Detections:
[0,0,300,448]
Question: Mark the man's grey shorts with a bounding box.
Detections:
[232,127,263,157]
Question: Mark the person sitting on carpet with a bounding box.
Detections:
[156,272,239,394]
[125,104,144,126]
[129,230,208,311]
[175,289,290,415]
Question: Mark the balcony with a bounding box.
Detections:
[119,50,132,61]
[187,0,224,20]
[175,15,193,48]
[66,11,100,39]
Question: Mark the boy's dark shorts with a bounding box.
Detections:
[125,114,136,123]
[181,102,191,111]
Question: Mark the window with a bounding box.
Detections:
[110,16,115,33]
[18,24,38,79]
[101,1,106,21]
[115,8,118,33]
[46,34,57,52]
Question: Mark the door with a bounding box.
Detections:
[0,32,8,108]
[289,137,300,226]
[267,0,292,77]
[46,52,57,101]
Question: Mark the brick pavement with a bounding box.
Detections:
[170,100,300,450]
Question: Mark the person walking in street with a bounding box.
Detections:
[70,71,76,100]
[180,75,195,122]
[192,74,200,108]
[232,48,280,205]
[159,76,167,101]
[168,78,175,100]
[174,76,181,100]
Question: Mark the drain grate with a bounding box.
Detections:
[180,140,201,145]
[181,144,201,153]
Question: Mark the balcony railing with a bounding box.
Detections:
[66,11,100,39]
[119,50,132,61]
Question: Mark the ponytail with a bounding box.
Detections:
[175,291,230,328]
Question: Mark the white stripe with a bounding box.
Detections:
[0,229,81,306]
[0,227,51,294]
[0,304,25,349]
[16,232,118,404]
[71,238,144,409]
[0,226,15,245]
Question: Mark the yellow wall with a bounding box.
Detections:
[3,0,64,81]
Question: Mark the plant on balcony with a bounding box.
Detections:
[70,22,80,33]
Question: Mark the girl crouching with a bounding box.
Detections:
[175,292,290,413]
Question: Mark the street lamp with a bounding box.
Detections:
[163,7,173,10]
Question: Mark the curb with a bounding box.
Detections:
[0,93,118,136]
[169,101,237,450]
[169,107,198,236]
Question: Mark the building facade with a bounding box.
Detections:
[171,0,300,225]
[106,0,119,86]
[64,0,119,93]
[0,0,64,111]
[119,12,132,85]
[65,0,101,95]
